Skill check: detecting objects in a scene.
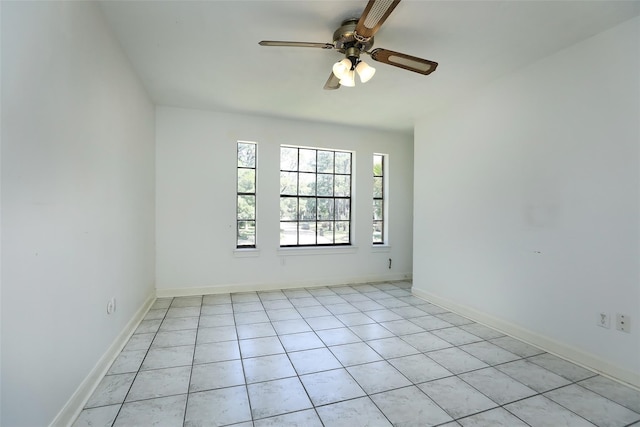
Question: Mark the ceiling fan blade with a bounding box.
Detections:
[369,48,438,75]
[259,41,334,49]
[355,0,401,40]
[324,72,341,90]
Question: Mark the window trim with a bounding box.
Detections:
[236,141,257,248]
[373,153,385,245]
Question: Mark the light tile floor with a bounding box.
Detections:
[74,281,640,427]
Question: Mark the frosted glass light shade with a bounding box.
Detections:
[339,69,356,87]
[332,58,352,80]
[356,61,376,83]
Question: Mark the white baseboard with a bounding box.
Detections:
[156,273,412,298]
[412,288,640,390]
[50,292,156,427]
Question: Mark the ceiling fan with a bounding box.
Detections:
[259,0,438,90]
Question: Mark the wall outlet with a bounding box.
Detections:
[597,312,610,329]
[107,297,116,315]
[616,313,630,333]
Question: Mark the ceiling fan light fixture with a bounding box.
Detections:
[355,60,376,83]
[339,69,356,87]
[332,58,352,80]
[259,0,439,90]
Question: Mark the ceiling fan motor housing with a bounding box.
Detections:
[333,19,374,54]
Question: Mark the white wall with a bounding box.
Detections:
[156,107,413,294]
[1,2,156,425]
[413,16,640,386]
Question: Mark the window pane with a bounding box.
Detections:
[335,221,350,244]
[317,174,334,196]
[373,176,383,199]
[334,175,350,197]
[299,172,316,196]
[237,195,255,220]
[280,198,297,221]
[335,199,350,221]
[299,222,316,245]
[335,152,351,174]
[373,153,385,245]
[280,222,298,246]
[373,154,383,177]
[238,168,255,193]
[238,143,256,168]
[299,149,316,172]
[237,142,256,248]
[373,222,383,243]
[280,172,297,195]
[317,151,334,173]
[299,197,316,221]
[373,199,383,220]
[279,146,351,248]
[318,222,333,244]
[281,147,298,171]
[237,221,256,246]
[317,198,334,220]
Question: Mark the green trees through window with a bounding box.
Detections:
[373,154,385,244]
[237,144,384,248]
[280,146,352,246]
[237,142,256,247]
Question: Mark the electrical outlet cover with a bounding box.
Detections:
[597,312,610,329]
[616,313,630,333]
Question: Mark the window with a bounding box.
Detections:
[280,146,351,246]
[373,153,385,244]
[237,141,256,248]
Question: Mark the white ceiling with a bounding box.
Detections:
[99,0,640,132]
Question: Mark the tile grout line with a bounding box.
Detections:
[80,281,640,426]
[254,283,633,425]
[181,295,203,426]
[232,294,256,426]
[405,291,637,426]
[239,285,539,424]
[263,289,327,425]
[108,296,174,427]
[281,285,438,425]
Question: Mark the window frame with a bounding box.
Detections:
[236,141,257,248]
[373,153,385,245]
[279,145,352,247]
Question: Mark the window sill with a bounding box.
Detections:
[278,246,358,256]
[371,245,391,253]
[234,248,261,258]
